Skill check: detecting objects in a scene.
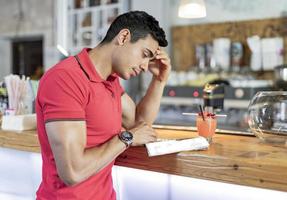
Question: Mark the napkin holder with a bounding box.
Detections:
[1,114,36,131]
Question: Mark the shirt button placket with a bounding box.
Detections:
[103,82,115,98]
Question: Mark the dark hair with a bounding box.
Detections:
[101,11,168,47]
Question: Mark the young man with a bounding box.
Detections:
[36,11,170,199]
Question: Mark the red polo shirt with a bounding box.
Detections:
[36,48,123,200]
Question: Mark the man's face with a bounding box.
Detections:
[112,34,159,80]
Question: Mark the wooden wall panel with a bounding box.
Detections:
[172,17,287,71]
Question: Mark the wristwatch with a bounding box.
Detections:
[118,130,133,148]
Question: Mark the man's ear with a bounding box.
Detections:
[117,29,131,46]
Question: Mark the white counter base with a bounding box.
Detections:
[0,147,286,200]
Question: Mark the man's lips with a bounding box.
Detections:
[132,68,141,76]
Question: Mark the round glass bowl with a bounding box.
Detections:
[248,91,287,145]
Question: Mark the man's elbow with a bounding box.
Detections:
[59,170,82,186]
[61,177,78,186]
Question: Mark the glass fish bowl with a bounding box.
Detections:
[248,91,287,145]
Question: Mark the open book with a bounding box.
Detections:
[145,136,209,157]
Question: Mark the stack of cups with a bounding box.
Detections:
[261,37,284,71]
[213,38,231,71]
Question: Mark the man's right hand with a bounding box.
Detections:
[129,121,157,146]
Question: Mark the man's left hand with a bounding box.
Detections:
[148,48,171,83]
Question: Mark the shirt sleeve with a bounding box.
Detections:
[38,69,88,123]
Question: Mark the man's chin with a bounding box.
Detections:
[118,73,130,80]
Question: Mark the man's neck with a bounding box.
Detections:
[88,44,113,80]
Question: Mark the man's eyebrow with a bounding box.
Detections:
[145,48,156,59]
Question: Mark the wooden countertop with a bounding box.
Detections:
[0,128,287,192]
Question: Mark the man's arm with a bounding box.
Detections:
[136,76,166,125]
[122,48,171,128]
[46,120,155,186]
[46,121,126,186]
[121,93,136,129]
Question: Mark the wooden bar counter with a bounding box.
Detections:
[0,128,286,192]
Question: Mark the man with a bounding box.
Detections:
[36,11,170,199]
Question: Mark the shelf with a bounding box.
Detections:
[65,0,124,53]
[161,97,250,109]
[68,3,121,14]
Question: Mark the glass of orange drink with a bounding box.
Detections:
[196,112,217,143]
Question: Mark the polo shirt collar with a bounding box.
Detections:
[76,48,117,83]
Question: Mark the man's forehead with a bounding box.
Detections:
[146,43,159,56]
[140,35,159,49]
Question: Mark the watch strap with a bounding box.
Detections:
[118,134,129,148]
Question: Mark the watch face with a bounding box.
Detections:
[122,131,133,141]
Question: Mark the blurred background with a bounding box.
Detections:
[1,0,287,132]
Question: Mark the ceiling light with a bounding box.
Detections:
[178,0,206,18]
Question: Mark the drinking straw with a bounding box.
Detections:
[198,105,205,121]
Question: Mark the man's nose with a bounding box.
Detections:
[139,60,149,72]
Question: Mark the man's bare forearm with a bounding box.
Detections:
[136,76,166,125]
[52,132,126,186]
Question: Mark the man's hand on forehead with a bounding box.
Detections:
[150,47,161,61]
